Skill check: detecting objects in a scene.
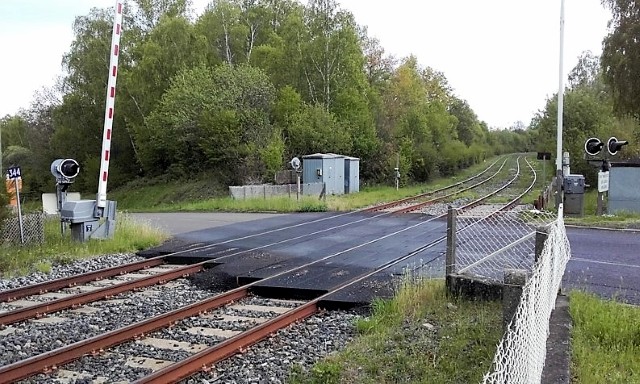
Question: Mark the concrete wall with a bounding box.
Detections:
[229,183,325,200]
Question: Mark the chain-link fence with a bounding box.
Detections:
[482,205,571,383]
[1,212,47,246]
[452,208,557,283]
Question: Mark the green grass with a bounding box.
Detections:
[107,156,503,213]
[570,291,640,383]
[131,195,330,213]
[564,190,640,228]
[289,279,502,384]
[0,214,168,277]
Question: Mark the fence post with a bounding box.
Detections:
[445,206,457,292]
[503,269,527,332]
[535,226,549,263]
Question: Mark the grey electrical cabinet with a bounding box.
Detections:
[563,174,585,194]
[563,174,585,216]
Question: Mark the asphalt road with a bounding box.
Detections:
[130,212,283,235]
[131,212,640,305]
[564,226,640,304]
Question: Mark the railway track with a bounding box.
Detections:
[0,157,521,327]
[363,156,507,213]
[0,156,536,383]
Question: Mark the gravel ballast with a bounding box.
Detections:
[0,253,144,291]
[2,255,362,384]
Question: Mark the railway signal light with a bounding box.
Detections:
[607,137,628,156]
[584,138,604,156]
[50,159,80,184]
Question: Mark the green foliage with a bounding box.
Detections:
[0,214,167,276]
[570,291,640,383]
[143,64,276,182]
[0,191,9,235]
[14,0,525,197]
[286,104,352,156]
[601,0,640,118]
[289,279,501,383]
[530,49,640,187]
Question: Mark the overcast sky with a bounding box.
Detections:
[0,0,611,128]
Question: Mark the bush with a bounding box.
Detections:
[0,190,10,236]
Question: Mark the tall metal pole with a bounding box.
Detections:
[96,0,124,215]
[555,0,566,210]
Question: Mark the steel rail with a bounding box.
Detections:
[0,263,204,326]
[363,156,504,212]
[135,300,319,383]
[135,165,528,383]
[497,157,537,212]
[0,157,528,383]
[0,157,504,305]
[392,157,511,214]
[0,256,165,303]
[0,285,249,383]
[406,156,538,274]
[457,156,537,234]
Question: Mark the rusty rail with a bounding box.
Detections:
[0,287,249,383]
[0,256,165,303]
[136,300,319,383]
[0,157,534,383]
[393,157,510,214]
[0,263,204,326]
[363,157,504,213]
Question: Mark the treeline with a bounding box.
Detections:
[1,0,530,199]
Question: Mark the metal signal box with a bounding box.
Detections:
[563,174,585,216]
[563,174,585,194]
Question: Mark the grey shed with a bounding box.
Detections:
[302,153,345,195]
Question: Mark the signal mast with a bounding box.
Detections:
[53,1,123,241]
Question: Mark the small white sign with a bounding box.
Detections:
[598,171,609,192]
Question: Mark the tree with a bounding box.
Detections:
[299,0,364,110]
[0,115,48,196]
[144,64,277,183]
[531,88,613,179]
[568,51,601,90]
[130,0,193,32]
[449,97,483,147]
[361,33,395,90]
[601,0,640,117]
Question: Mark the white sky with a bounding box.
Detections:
[0,0,611,128]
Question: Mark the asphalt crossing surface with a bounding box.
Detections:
[133,212,640,305]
